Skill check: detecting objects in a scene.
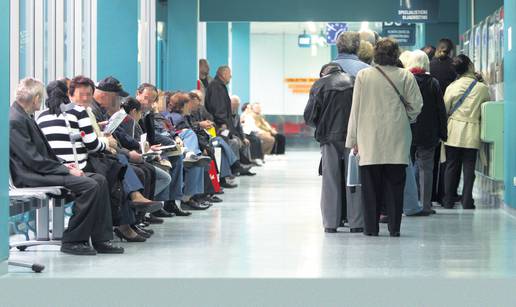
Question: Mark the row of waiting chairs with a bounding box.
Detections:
[8,175,70,273]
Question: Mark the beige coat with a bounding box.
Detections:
[443,73,490,149]
[346,65,423,166]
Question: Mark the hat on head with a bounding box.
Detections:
[96,76,129,97]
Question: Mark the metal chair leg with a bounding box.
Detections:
[51,198,65,240]
[35,199,50,241]
[8,261,45,273]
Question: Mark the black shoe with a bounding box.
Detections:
[463,204,476,210]
[93,241,125,254]
[350,227,363,233]
[61,242,97,256]
[238,169,256,176]
[114,228,146,242]
[324,228,337,233]
[406,210,431,217]
[181,200,210,211]
[164,201,192,216]
[130,225,152,238]
[151,208,175,218]
[214,189,225,195]
[389,232,401,237]
[145,215,164,224]
[453,195,463,202]
[220,180,238,189]
[443,203,455,209]
[364,232,379,236]
[209,196,223,203]
[129,200,163,213]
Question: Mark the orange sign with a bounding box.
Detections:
[284,78,318,94]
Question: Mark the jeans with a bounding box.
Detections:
[179,129,202,155]
[404,162,423,215]
[211,136,238,178]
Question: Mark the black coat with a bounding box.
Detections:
[9,102,70,187]
[304,66,354,145]
[430,56,457,94]
[411,74,448,148]
[205,77,235,134]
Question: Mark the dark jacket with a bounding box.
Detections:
[205,76,235,133]
[9,102,70,187]
[232,113,246,141]
[411,74,448,148]
[303,65,354,144]
[430,56,457,94]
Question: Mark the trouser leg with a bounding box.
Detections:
[180,129,202,155]
[320,143,343,229]
[384,165,406,234]
[416,146,435,211]
[461,148,478,208]
[360,165,382,234]
[443,146,462,206]
[184,166,205,196]
[156,156,183,201]
[153,166,172,196]
[62,173,113,243]
[403,162,422,215]
[258,132,275,155]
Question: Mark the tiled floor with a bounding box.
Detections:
[6,149,516,278]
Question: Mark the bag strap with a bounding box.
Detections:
[375,66,411,111]
[448,80,478,117]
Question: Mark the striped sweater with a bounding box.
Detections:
[36,104,106,169]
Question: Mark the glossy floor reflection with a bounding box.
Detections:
[7,149,516,278]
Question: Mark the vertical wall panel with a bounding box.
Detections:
[231,22,250,103]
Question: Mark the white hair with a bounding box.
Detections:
[398,50,412,69]
[16,77,45,103]
[405,49,430,72]
[230,95,241,103]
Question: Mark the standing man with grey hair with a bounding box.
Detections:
[334,31,371,77]
[9,77,123,255]
[205,65,236,136]
[332,31,370,229]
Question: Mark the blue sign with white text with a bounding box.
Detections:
[382,22,416,46]
[397,0,439,23]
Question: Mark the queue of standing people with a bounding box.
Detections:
[9,62,286,256]
[305,32,490,236]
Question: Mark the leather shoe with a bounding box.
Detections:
[145,215,164,224]
[93,241,125,254]
[164,201,192,216]
[324,228,337,233]
[350,228,363,233]
[364,232,379,236]
[131,225,152,238]
[389,232,401,237]
[181,200,211,211]
[61,242,97,256]
[238,169,256,176]
[463,204,476,210]
[151,208,175,218]
[129,200,163,213]
[209,196,223,203]
[220,181,238,188]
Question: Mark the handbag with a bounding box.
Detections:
[346,152,361,187]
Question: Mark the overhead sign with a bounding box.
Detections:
[326,23,348,45]
[298,33,311,48]
[382,22,416,46]
[397,0,439,22]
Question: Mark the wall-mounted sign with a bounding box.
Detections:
[382,22,416,46]
[298,33,312,48]
[397,0,439,23]
[326,23,348,45]
[285,78,317,94]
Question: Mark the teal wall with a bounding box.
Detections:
[459,0,472,36]
[0,0,9,268]
[207,22,229,75]
[425,23,459,47]
[166,0,199,91]
[504,0,516,208]
[475,0,503,24]
[97,0,139,95]
[231,22,250,103]
[200,0,458,23]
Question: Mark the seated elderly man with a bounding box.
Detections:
[9,77,123,255]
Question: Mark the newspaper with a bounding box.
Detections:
[103,109,127,134]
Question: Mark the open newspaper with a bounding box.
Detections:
[103,109,127,135]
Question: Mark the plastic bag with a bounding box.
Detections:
[346,152,361,187]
